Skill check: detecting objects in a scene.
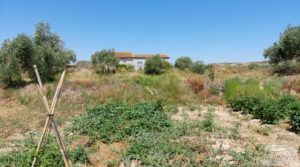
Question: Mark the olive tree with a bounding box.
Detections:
[91,49,119,74]
[191,61,206,74]
[0,40,22,86]
[0,22,76,86]
[174,56,193,70]
[30,22,76,81]
[264,25,300,64]
[144,55,164,75]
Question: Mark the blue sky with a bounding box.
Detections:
[0,0,299,63]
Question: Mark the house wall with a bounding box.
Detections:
[119,59,134,66]
[132,58,146,70]
[119,58,170,70]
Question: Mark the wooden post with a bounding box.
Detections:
[31,65,72,167]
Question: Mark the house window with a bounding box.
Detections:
[137,62,143,66]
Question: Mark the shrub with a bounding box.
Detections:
[290,110,300,133]
[223,78,243,101]
[117,64,134,72]
[209,83,220,96]
[200,112,215,132]
[144,55,164,75]
[162,61,173,70]
[248,63,258,70]
[0,135,88,166]
[190,61,206,74]
[70,102,171,143]
[228,94,300,124]
[69,145,89,164]
[255,98,286,124]
[224,78,265,101]
[124,132,196,166]
[174,56,193,70]
[207,64,215,81]
[271,61,300,75]
[229,96,262,114]
[91,49,118,74]
[187,76,204,93]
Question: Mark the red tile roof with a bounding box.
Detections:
[115,52,169,59]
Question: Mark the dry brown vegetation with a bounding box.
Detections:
[0,62,300,166]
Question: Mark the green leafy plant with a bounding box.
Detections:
[91,49,118,74]
[201,112,215,132]
[124,132,196,166]
[174,56,193,70]
[144,55,164,75]
[0,135,88,167]
[190,61,206,74]
[207,64,215,81]
[69,145,89,164]
[290,110,300,133]
[70,102,171,143]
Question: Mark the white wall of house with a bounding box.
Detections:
[119,59,134,66]
[119,58,169,70]
[132,59,146,70]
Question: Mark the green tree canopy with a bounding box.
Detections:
[0,40,22,86]
[174,56,193,70]
[264,25,300,64]
[0,22,76,86]
[191,61,206,74]
[91,49,119,74]
[144,55,164,75]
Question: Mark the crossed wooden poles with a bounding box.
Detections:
[31,65,73,167]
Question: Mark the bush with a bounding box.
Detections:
[69,145,89,164]
[117,64,134,72]
[70,102,171,143]
[223,78,243,101]
[290,110,300,133]
[187,76,204,93]
[200,112,215,132]
[0,23,76,86]
[174,56,193,70]
[190,61,206,74]
[228,94,300,124]
[207,64,215,81]
[144,55,164,75]
[91,49,118,74]
[162,61,173,70]
[255,98,286,124]
[0,135,88,166]
[134,73,181,103]
[271,61,300,75]
[124,132,196,166]
[248,63,258,70]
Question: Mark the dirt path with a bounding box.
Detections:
[172,105,300,167]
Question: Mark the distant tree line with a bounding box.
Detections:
[0,22,76,86]
[174,56,210,75]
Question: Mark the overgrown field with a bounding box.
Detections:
[1,64,300,166]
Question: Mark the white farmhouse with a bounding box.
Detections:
[115,52,170,70]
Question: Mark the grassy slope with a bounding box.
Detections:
[0,64,300,166]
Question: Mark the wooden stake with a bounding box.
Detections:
[31,65,72,167]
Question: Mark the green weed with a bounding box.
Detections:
[70,102,171,143]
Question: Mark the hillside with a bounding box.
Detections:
[0,64,300,166]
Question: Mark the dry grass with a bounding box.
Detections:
[187,76,205,93]
[283,78,300,93]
